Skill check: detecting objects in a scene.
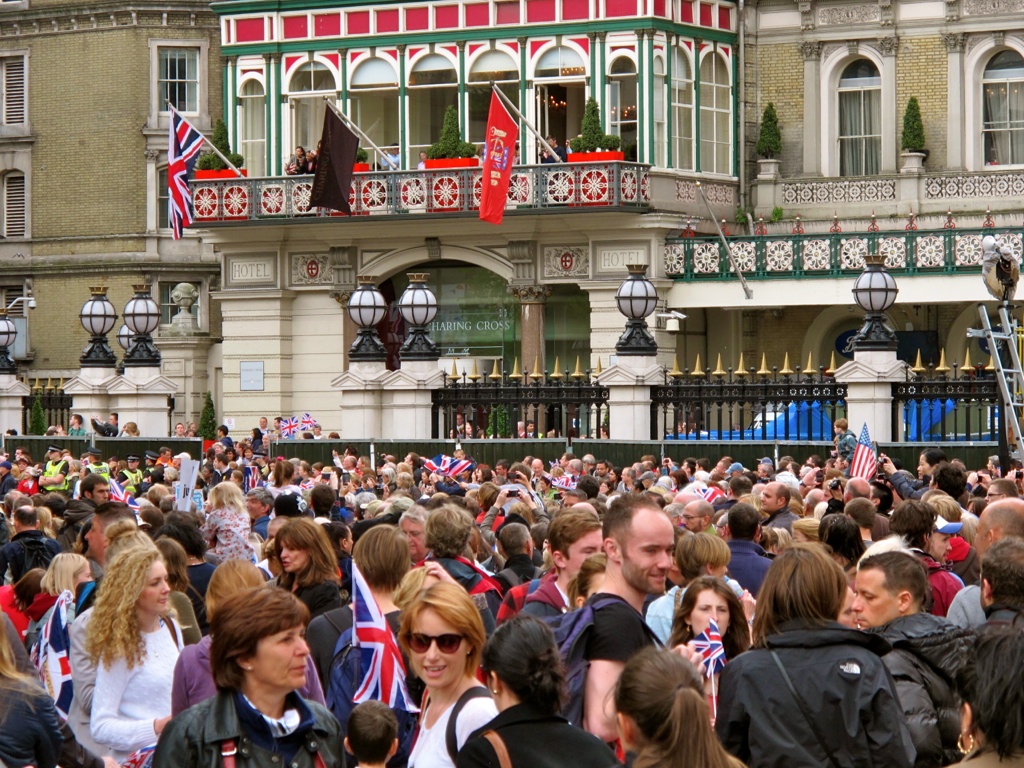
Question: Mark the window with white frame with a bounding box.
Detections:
[468,50,519,146]
[159,281,201,325]
[609,58,638,159]
[158,168,169,230]
[0,56,25,126]
[350,57,400,164]
[982,50,1024,167]
[238,79,266,177]
[159,47,199,113]
[838,59,881,176]
[653,57,666,167]
[699,52,730,175]
[1,172,25,237]
[289,62,335,156]
[408,54,458,160]
[672,49,693,170]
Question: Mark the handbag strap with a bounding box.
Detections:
[768,649,843,768]
[482,731,512,768]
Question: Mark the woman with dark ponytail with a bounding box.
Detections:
[615,646,744,768]
[456,615,621,768]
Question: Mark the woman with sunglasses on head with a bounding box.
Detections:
[399,583,497,768]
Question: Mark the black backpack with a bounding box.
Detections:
[19,537,55,577]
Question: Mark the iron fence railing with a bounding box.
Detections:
[892,367,999,442]
[431,369,609,441]
[650,367,847,442]
[22,389,73,435]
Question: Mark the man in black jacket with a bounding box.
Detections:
[853,551,973,768]
[492,523,541,594]
[0,506,62,582]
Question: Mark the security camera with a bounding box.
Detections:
[656,311,688,321]
[27,297,36,309]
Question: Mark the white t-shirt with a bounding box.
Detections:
[408,690,498,768]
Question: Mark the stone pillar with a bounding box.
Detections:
[509,285,549,376]
[879,36,899,174]
[800,41,822,176]
[331,361,387,440]
[64,367,118,427]
[0,374,29,433]
[380,359,446,440]
[158,282,213,428]
[108,366,178,437]
[597,355,664,440]
[944,33,966,170]
[833,349,909,442]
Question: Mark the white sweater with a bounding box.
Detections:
[90,619,182,761]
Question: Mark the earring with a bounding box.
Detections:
[957,732,975,755]
[491,689,499,695]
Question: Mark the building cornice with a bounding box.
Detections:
[0,2,217,39]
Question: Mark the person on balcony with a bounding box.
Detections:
[285,147,311,175]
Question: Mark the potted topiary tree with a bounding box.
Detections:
[425,105,479,169]
[900,97,927,174]
[353,148,370,173]
[568,97,623,162]
[755,102,782,180]
[195,119,246,179]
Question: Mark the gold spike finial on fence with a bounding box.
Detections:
[780,353,794,375]
[32,377,41,391]
[912,350,925,374]
[963,349,972,371]
[571,356,585,379]
[56,377,65,391]
[986,354,995,372]
[828,351,837,373]
[450,359,459,378]
[44,377,53,391]
[805,351,814,372]
[595,357,603,375]
[757,354,771,376]
[468,359,481,382]
[488,359,503,380]
[735,353,747,377]
[691,353,704,377]
[712,354,726,377]
[669,355,683,379]
[510,357,522,378]
[530,357,543,380]
[935,348,951,374]
[549,356,564,380]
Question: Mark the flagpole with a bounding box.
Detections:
[168,103,245,177]
[490,84,563,163]
[695,180,753,300]
[322,97,398,171]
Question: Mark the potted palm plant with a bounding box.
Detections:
[900,97,927,174]
[194,119,246,179]
[755,103,782,179]
[425,106,479,169]
[568,98,623,162]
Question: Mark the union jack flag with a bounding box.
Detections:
[280,416,300,438]
[690,617,727,678]
[300,478,316,491]
[550,474,577,490]
[31,589,75,718]
[121,745,156,768]
[109,478,140,511]
[243,465,262,492]
[849,423,877,481]
[351,562,418,711]
[695,485,726,504]
[300,413,318,430]
[424,454,473,477]
[167,107,205,240]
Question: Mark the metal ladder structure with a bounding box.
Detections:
[969,303,1024,461]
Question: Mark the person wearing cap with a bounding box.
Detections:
[889,499,965,617]
[118,455,144,496]
[82,448,110,480]
[638,470,658,490]
[726,462,746,477]
[756,458,774,481]
[15,457,40,497]
[851,551,973,767]
[0,460,17,496]
[40,445,71,496]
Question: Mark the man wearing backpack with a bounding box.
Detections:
[582,493,673,742]
[492,523,541,594]
[0,506,61,583]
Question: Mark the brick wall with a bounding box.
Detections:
[753,42,803,179]
[895,35,947,169]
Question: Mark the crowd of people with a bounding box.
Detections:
[1,419,1023,768]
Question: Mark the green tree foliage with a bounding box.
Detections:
[198,392,217,440]
[29,394,46,435]
[196,119,245,170]
[487,406,511,438]
[427,106,478,159]
[756,103,782,159]
[901,97,926,151]
[569,98,621,153]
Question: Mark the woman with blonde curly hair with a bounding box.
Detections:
[200,482,255,565]
[86,547,183,761]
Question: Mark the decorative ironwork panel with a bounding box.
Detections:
[892,370,998,441]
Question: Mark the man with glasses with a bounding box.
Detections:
[681,499,717,536]
[984,478,1019,502]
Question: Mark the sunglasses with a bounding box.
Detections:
[406,632,464,654]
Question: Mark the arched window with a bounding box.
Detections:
[609,58,638,158]
[1,172,25,238]
[653,57,666,166]
[408,54,458,160]
[238,79,266,177]
[350,57,400,161]
[982,50,1024,166]
[288,62,336,157]
[534,46,586,158]
[699,52,731,175]
[468,50,520,146]
[838,59,881,176]
[672,49,693,170]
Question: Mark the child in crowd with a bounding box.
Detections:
[346,701,399,768]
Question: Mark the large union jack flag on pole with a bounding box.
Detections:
[168,106,205,239]
[351,562,417,711]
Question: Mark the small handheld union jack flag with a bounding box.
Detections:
[690,617,727,678]
[550,474,577,491]
[243,465,262,492]
[300,413,317,431]
[280,416,300,438]
[167,107,205,240]
[108,478,140,511]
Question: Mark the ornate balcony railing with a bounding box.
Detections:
[664,227,1023,280]
[190,162,651,224]
[775,170,1024,207]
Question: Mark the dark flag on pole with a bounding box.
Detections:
[310,106,360,215]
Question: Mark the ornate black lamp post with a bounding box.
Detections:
[79,287,118,367]
[614,264,659,356]
[122,284,162,366]
[851,253,899,350]
[0,311,16,374]
[347,276,388,361]
[398,273,439,361]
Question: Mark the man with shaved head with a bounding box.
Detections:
[681,499,716,535]
[947,498,1024,628]
[761,482,798,533]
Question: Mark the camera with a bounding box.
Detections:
[828,478,842,491]
[508,489,520,497]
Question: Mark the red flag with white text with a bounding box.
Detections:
[479,92,518,225]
